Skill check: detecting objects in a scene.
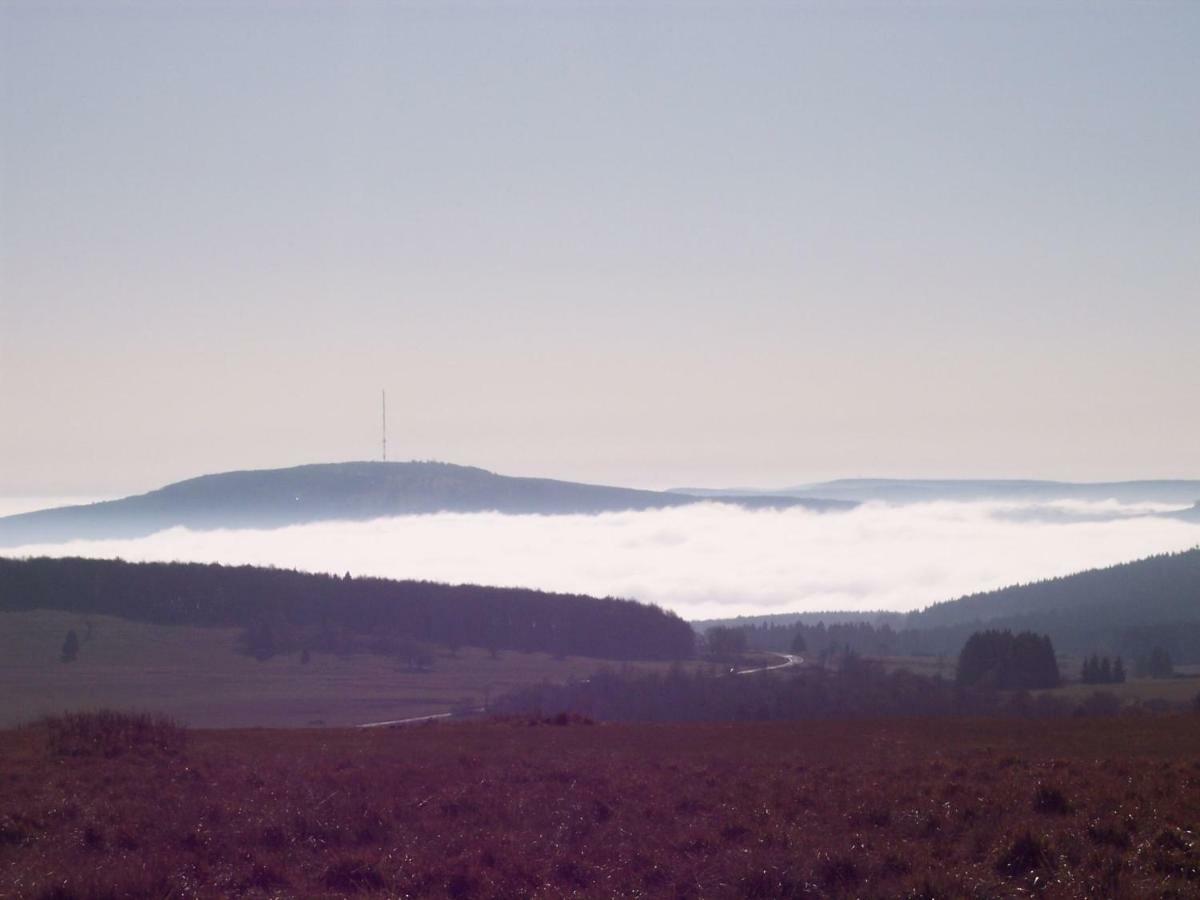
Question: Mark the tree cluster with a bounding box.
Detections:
[1080,654,1125,685]
[1135,646,1175,679]
[493,657,1109,723]
[0,557,695,662]
[702,626,748,661]
[955,630,1060,690]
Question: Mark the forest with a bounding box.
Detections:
[492,652,1140,723]
[0,556,695,661]
[736,549,1200,664]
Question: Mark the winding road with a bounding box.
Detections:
[735,652,803,675]
[359,654,803,727]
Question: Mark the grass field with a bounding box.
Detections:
[0,611,695,728]
[2,714,1198,898]
[877,654,1200,709]
[1038,675,1200,707]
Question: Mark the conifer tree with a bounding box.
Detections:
[60,630,79,663]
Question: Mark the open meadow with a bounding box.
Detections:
[0,611,693,728]
[2,713,1198,898]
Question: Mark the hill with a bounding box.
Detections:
[673,477,1200,506]
[736,549,1200,664]
[0,556,695,661]
[0,461,853,546]
[906,548,1200,632]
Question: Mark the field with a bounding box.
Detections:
[2,714,1198,898]
[1038,676,1200,707]
[0,611,692,728]
[878,655,1200,709]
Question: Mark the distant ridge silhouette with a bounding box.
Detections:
[0,461,854,547]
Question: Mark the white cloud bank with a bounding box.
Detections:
[5,500,1199,621]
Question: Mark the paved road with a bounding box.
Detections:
[735,652,803,675]
[359,710,478,729]
[361,654,801,726]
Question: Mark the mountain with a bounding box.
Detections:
[671,478,1200,506]
[0,461,854,547]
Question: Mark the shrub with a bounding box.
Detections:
[41,710,185,758]
[1033,783,1071,815]
[1075,691,1121,717]
[996,831,1051,875]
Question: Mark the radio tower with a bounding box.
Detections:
[381,389,387,462]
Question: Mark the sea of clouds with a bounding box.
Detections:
[2,498,1198,621]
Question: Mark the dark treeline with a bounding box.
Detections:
[909,549,1200,629]
[741,620,904,661]
[0,557,695,661]
[1081,654,1126,685]
[493,658,1144,723]
[734,549,1200,665]
[955,630,1059,690]
[742,615,1200,668]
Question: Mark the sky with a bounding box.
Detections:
[3,2,1198,496]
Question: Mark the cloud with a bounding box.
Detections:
[4,501,1198,621]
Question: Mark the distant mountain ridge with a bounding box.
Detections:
[0,461,853,547]
[672,478,1200,508]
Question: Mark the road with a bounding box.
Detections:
[359,710,479,729]
[735,652,803,675]
[360,655,801,726]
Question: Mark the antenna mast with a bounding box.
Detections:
[381,389,387,462]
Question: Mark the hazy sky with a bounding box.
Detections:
[3,2,1198,495]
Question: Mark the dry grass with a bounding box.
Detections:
[0,610,700,728]
[39,710,186,758]
[1,715,1198,898]
[1038,675,1200,707]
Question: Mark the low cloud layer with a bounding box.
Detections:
[5,499,1199,621]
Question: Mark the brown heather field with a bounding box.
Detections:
[2,714,1199,899]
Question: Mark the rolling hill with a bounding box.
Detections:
[0,461,853,547]
[0,555,695,661]
[724,549,1200,663]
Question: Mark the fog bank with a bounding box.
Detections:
[4,500,1198,621]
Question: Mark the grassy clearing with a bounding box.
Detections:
[1,715,1197,898]
[0,610,700,728]
[871,654,956,679]
[876,655,1200,709]
[1037,675,1200,706]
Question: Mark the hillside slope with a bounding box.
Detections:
[0,555,696,661]
[730,550,1200,663]
[907,549,1200,631]
[0,461,852,546]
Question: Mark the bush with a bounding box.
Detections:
[996,831,1051,876]
[1075,691,1121,717]
[1033,783,1071,815]
[41,710,186,758]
